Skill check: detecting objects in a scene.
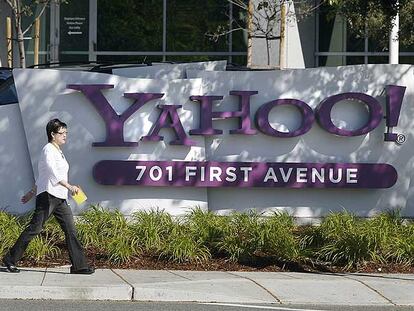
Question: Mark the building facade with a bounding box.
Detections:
[1,2,414,219]
[1,1,414,69]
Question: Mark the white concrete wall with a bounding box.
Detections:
[8,64,414,219]
[187,65,414,218]
[0,104,35,214]
[13,69,207,215]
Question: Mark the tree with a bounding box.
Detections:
[327,0,414,62]
[3,0,67,68]
[210,0,414,68]
[208,1,324,68]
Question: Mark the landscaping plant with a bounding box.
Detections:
[1,207,413,271]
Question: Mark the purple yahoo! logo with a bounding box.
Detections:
[67,84,406,147]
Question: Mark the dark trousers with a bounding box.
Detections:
[3,192,88,270]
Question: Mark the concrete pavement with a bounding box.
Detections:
[0,267,413,306]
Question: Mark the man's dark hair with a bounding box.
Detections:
[46,118,67,142]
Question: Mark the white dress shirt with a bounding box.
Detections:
[36,143,69,199]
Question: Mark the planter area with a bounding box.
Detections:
[1,206,414,273]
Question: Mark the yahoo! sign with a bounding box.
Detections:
[67,83,404,189]
[67,84,406,146]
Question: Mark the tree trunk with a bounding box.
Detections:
[279,0,286,70]
[15,15,26,68]
[247,0,254,67]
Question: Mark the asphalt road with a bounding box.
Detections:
[0,301,413,311]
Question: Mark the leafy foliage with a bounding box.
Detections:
[1,207,414,269]
[130,209,174,255]
[26,235,61,261]
[0,211,22,256]
[185,207,228,255]
[3,0,68,67]
[327,0,414,47]
[25,217,64,261]
[300,210,414,268]
[262,212,298,260]
[160,223,211,263]
[77,205,139,263]
[217,210,298,262]
[217,210,263,262]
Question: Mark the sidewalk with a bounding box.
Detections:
[0,267,413,306]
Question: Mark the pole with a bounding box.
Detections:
[34,18,40,66]
[279,0,286,70]
[389,3,399,64]
[6,17,12,67]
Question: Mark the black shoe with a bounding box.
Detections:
[70,266,95,275]
[3,262,20,273]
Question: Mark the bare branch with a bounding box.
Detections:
[228,0,248,10]
[206,27,246,42]
[4,0,15,9]
[22,2,48,35]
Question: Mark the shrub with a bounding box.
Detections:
[105,230,139,263]
[185,207,228,255]
[299,210,414,268]
[368,211,414,265]
[43,217,65,243]
[311,212,375,268]
[26,235,61,261]
[1,207,413,269]
[77,205,127,248]
[0,212,64,261]
[130,209,174,255]
[0,211,22,256]
[262,212,298,260]
[25,217,64,261]
[217,211,263,262]
[160,223,211,263]
[77,205,139,263]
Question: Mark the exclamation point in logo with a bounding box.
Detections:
[384,85,406,144]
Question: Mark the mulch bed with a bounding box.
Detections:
[18,247,414,274]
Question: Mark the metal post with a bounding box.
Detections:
[89,0,97,62]
[228,2,233,64]
[364,22,368,64]
[49,1,60,63]
[315,1,319,67]
[163,0,167,62]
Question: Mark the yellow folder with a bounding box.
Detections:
[71,188,87,205]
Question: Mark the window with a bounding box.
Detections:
[97,0,163,52]
[95,0,247,65]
